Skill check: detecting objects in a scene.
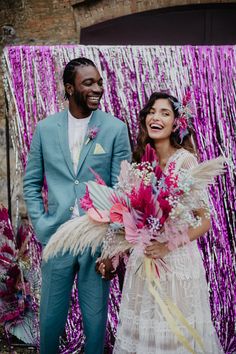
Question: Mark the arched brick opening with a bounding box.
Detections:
[79,3,236,45]
[72,0,230,28]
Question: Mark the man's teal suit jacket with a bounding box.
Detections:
[23,108,131,245]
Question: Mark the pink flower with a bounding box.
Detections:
[110,193,129,208]
[182,91,191,106]
[87,208,110,223]
[178,116,188,130]
[157,190,172,220]
[87,126,99,140]
[80,186,93,211]
[89,167,106,185]
[110,203,129,223]
[174,116,188,132]
[141,144,157,163]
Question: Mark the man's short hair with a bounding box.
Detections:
[63,57,96,99]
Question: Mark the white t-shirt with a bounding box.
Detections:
[68,110,91,173]
[68,110,92,217]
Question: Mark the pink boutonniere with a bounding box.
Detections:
[85,126,99,145]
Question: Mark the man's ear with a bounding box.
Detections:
[65,83,74,97]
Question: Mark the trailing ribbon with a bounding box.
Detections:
[144,257,205,354]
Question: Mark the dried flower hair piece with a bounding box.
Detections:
[171,92,194,142]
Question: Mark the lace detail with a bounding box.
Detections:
[114,150,223,354]
[169,149,210,215]
[114,246,223,354]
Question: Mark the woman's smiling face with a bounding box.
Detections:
[145,98,175,141]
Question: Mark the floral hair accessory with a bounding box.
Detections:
[172,92,194,143]
[85,126,99,145]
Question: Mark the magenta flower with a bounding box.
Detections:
[89,167,106,185]
[80,185,104,219]
[80,186,94,211]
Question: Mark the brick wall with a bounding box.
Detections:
[0,0,78,212]
[73,0,229,28]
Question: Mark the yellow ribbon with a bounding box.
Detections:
[144,257,205,354]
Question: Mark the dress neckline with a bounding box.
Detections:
[161,148,184,173]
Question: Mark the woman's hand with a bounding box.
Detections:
[144,241,170,259]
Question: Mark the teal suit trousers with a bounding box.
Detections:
[40,249,110,354]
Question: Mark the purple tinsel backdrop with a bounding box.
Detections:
[2,45,236,353]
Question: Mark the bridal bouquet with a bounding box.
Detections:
[43,146,225,354]
[43,146,225,265]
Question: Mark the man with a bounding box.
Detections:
[23,57,131,354]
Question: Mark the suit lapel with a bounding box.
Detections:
[76,110,102,176]
[57,109,75,177]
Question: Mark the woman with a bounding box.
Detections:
[113,92,223,354]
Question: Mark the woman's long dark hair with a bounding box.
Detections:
[133,92,197,162]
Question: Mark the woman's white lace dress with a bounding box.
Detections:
[113,149,223,354]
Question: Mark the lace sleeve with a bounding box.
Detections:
[179,152,210,215]
[179,152,198,170]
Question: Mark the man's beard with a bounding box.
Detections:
[74,90,90,111]
[74,90,100,112]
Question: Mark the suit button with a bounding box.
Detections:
[74,180,79,185]
[69,206,74,211]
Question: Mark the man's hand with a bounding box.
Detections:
[96,258,116,280]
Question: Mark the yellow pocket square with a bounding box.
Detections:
[93,143,106,154]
